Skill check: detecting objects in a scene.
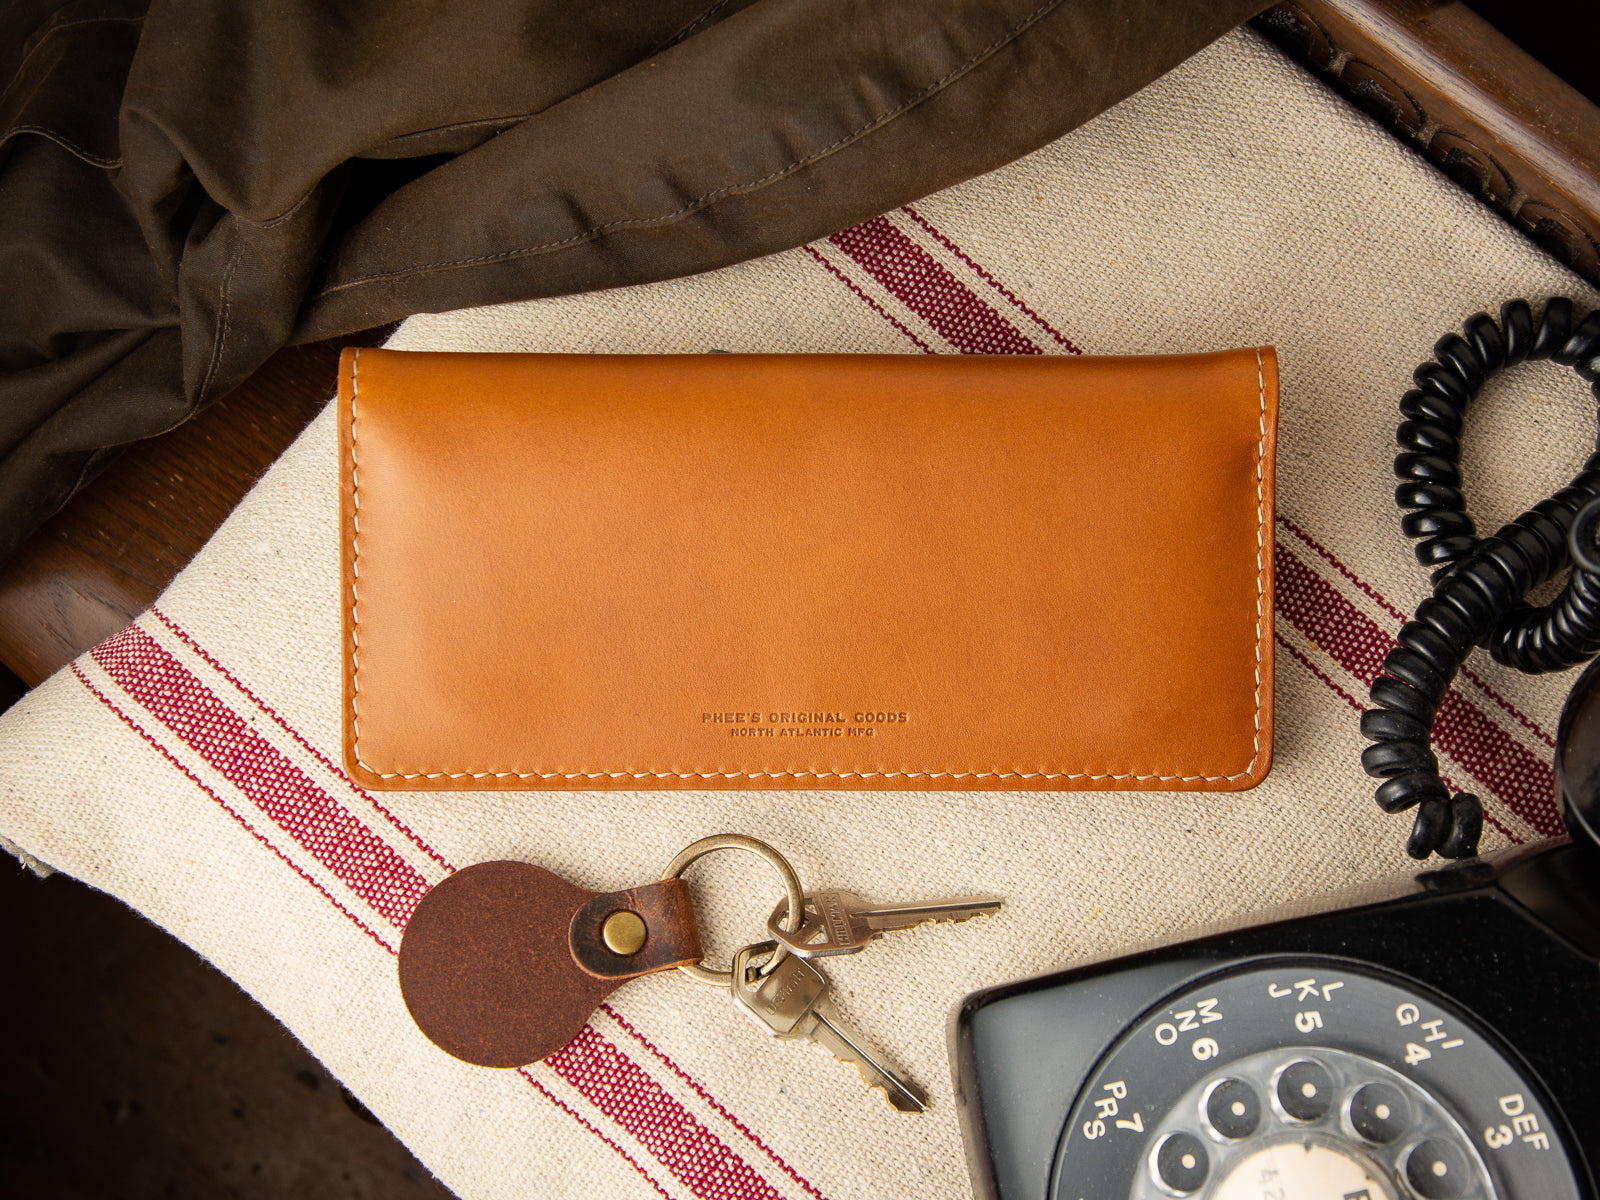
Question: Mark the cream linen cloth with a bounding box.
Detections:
[2,28,1595,1200]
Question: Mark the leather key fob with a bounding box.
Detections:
[397,860,702,1067]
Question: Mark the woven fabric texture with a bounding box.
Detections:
[1,28,1594,1200]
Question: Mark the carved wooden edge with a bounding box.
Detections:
[0,326,395,691]
[1255,0,1600,288]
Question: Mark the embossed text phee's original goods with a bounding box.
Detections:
[705,710,908,738]
[338,349,1278,791]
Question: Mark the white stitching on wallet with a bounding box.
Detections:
[350,351,1272,783]
[1237,347,1268,781]
[349,348,366,770]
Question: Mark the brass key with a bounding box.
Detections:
[767,889,1002,958]
[730,943,928,1113]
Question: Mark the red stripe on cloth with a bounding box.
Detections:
[91,622,820,1200]
[1277,545,1563,836]
[801,245,934,353]
[1275,516,1556,749]
[90,625,430,928]
[1276,544,1390,686]
[77,657,733,1200]
[602,1005,830,1200]
[1279,515,1409,621]
[898,206,1081,353]
[826,217,1040,355]
[521,1071,677,1200]
[1433,691,1562,835]
[1272,638,1522,845]
[1274,634,1362,715]
[71,664,400,950]
[148,607,457,874]
[547,1027,786,1200]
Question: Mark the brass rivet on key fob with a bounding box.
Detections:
[602,910,647,955]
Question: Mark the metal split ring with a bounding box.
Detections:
[662,834,804,986]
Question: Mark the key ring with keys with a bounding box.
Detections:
[662,833,804,986]
[396,830,995,1106]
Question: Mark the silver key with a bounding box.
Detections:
[767,889,1002,958]
[730,942,928,1113]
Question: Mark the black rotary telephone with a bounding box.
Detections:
[952,300,1600,1200]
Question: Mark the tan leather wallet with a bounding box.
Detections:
[339,347,1277,791]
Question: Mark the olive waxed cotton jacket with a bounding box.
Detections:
[0,0,1261,563]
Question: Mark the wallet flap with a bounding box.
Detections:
[339,348,1277,790]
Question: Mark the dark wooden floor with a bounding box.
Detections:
[0,857,458,1199]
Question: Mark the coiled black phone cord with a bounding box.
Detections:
[1362,297,1600,860]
